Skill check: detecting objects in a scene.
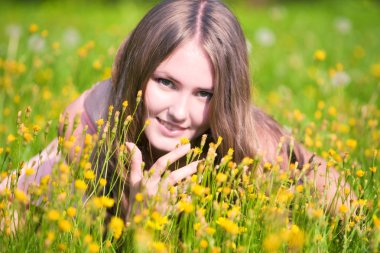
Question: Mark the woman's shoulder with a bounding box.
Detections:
[250,105,315,169]
[83,78,112,126]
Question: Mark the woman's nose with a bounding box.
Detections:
[168,95,189,122]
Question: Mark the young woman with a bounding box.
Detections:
[1,0,354,220]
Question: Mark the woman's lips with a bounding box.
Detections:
[156,118,187,136]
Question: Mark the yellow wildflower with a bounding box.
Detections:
[122,100,128,108]
[216,172,227,183]
[25,167,35,176]
[263,233,281,253]
[133,214,143,224]
[371,63,380,78]
[99,178,107,186]
[356,169,365,178]
[14,189,28,204]
[96,118,104,127]
[346,139,357,149]
[59,219,72,232]
[200,239,208,249]
[180,137,190,145]
[151,241,166,252]
[206,227,216,235]
[296,185,304,193]
[314,49,326,61]
[216,217,239,235]
[67,207,77,217]
[84,170,95,180]
[287,225,305,250]
[339,204,349,214]
[177,199,194,213]
[88,243,100,253]
[100,196,115,208]
[373,215,380,229]
[109,216,124,240]
[92,60,102,70]
[75,180,87,191]
[191,184,206,196]
[135,193,144,202]
[47,209,60,221]
[59,163,70,174]
[7,134,16,143]
[29,24,39,33]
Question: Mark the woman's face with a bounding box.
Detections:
[144,40,214,153]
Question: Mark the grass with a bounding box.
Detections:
[0,0,379,252]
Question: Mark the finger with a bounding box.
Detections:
[125,142,143,186]
[152,144,191,176]
[166,160,199,186]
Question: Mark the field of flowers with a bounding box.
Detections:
[0,0,379,252]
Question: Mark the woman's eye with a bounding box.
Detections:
[198,91,213,100]
[156,78,174,88]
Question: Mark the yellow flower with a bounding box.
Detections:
[263,233,281,252]
[339,204,349,214]
[133,214,143,224]
[370,167,377,173]
[92,60,102,70]
[47,209,60,221]
[88,243,100,253]
[287,225,305,250]
[67,207,77,217]
[346,139,357,150]
[25,167,35,176]
[216,217,239,235]
[373,215,380,229]
[75,180,87,191]
[135,193,144,202]
[14,189,28,204]
[371,63,380,78]
[100,196,115,208]
[180,137,190,145]
[59,219,72,232]
[216,173,227,183]
[151,241,166,252]
[84,170,95,180]
[296,185,304,193]
[191,184,206,197]
[314,49,326,61]
[122,100,128,108]
[206,227,216,235]
[96,118,104,127]
[59,163,70,174]
[200,239,208,249]
[29,24,39,33]
[356,169,365,178]
[99,178,107,186]
[177,199,194,213]
[7,134,16,143]
[109,216,124,240]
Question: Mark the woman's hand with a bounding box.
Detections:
[125,142,198,217]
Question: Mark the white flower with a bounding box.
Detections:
[63,27,81,47]
[255,27,275,47]
[331,71,351,87]
[6,24,22,38]
[28,34,45,52]
[334,17,352,34]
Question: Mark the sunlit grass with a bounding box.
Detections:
[0,0,379,252]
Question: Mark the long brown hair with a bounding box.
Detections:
[111,0,256,162]
[99,0,300,220]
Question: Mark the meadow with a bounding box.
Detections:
[0,0,379,252]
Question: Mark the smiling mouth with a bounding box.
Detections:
[157,118,187,132]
